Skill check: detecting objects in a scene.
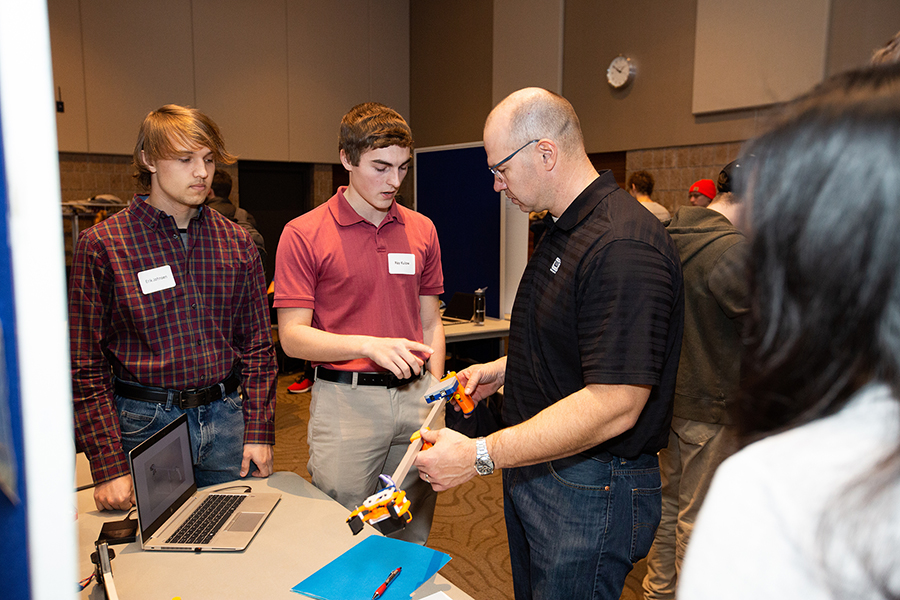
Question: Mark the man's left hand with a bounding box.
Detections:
[413,428,478,492]
[241,443,274,477]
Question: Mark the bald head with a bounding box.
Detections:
[485,87,585,157]
[484,88,598,217]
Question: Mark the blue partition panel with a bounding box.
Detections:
[0,95,30,600]
[415,144,501,318]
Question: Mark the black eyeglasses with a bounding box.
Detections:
[488,139,539,179]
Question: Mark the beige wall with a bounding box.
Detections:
[409,0,494,148]
[407,0,900,154]
[491,0,566,318]
[562,0,900,155]
[56,1,900,199]
[53,1,900,161]
[492,0,565,101]
[194,0,291,161]
[826,0,900,75]
[563,0,768,154]
[287,0,411,163]
[692,0,830,114]
[410,0,759,151]
[48,0,410,163]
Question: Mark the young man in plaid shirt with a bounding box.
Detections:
[70,105,277,511]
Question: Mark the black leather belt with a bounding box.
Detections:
[314,367,421,389]
[114,373,241,409]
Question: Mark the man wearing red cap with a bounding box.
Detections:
[688,179,716,207]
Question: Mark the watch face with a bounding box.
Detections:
[607,56,633,89]
[475,460,494,476]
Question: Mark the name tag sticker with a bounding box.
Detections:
[138,265,176,295]
[388,253,416,275]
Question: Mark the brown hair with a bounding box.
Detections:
[627,170,654,196]
[339,102,413,166]
[133,105,235,189]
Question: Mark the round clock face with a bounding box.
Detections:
[607,55,634,89]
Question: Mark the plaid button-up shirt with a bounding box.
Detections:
[70,196,277,484]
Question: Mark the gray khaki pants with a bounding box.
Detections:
[307,372,443,545]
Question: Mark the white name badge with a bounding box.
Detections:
[388,253,416,275]
[138,265,177,295]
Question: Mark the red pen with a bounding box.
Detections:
[372,566,401,600]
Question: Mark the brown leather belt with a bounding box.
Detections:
[113,373,241,409]
[314,367,422,389]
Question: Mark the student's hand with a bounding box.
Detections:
[241,444,274,478]
[94,474,135,511]
[457,358,506,402]
[414,428,477,492]
[361,337,433,379]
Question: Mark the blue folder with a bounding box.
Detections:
[292,535,451,600]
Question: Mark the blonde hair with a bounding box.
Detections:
[133,105,235,189]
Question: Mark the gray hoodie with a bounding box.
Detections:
[665,206,749,424]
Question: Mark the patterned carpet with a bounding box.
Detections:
[272,373,646,600]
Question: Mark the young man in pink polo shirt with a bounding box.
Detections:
[273,102,445,544]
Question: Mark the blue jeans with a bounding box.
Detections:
[115,385,247,487]
[503,452,662,600]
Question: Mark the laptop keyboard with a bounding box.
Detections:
[166,494,246,545]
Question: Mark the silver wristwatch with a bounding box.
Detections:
[474,437,494,476]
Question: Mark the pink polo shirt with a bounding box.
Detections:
[273,187,444,372]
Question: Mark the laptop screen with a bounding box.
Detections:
[442,292,475,321]
[129,415,197,541]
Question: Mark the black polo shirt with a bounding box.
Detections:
[503,171,684,459]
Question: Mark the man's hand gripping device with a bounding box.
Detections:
[422,371,475,417]
[345,372,474,535]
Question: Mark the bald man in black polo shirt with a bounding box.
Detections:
[415,88,684,600]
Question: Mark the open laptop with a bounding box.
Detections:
[441,292,475,323]
[128,414,280,551]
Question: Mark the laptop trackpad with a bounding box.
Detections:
[229,512,264,532]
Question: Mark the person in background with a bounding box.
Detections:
[204,169,267,265]
[273,102,445,545]
[687,178,715,207]
[415,88,684,599]
[528,209,550,248]
[642,158,750,599]
[709,159,745,226]
[626,170,670,221]
[679,64,900,599]
[70,105,277,511]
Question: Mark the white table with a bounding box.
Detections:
[77,471,474,600]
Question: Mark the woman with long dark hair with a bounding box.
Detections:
[679,64,900,599]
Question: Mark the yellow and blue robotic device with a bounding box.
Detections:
[346,372,475,535]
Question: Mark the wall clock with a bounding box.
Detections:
[607,55,636,89]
